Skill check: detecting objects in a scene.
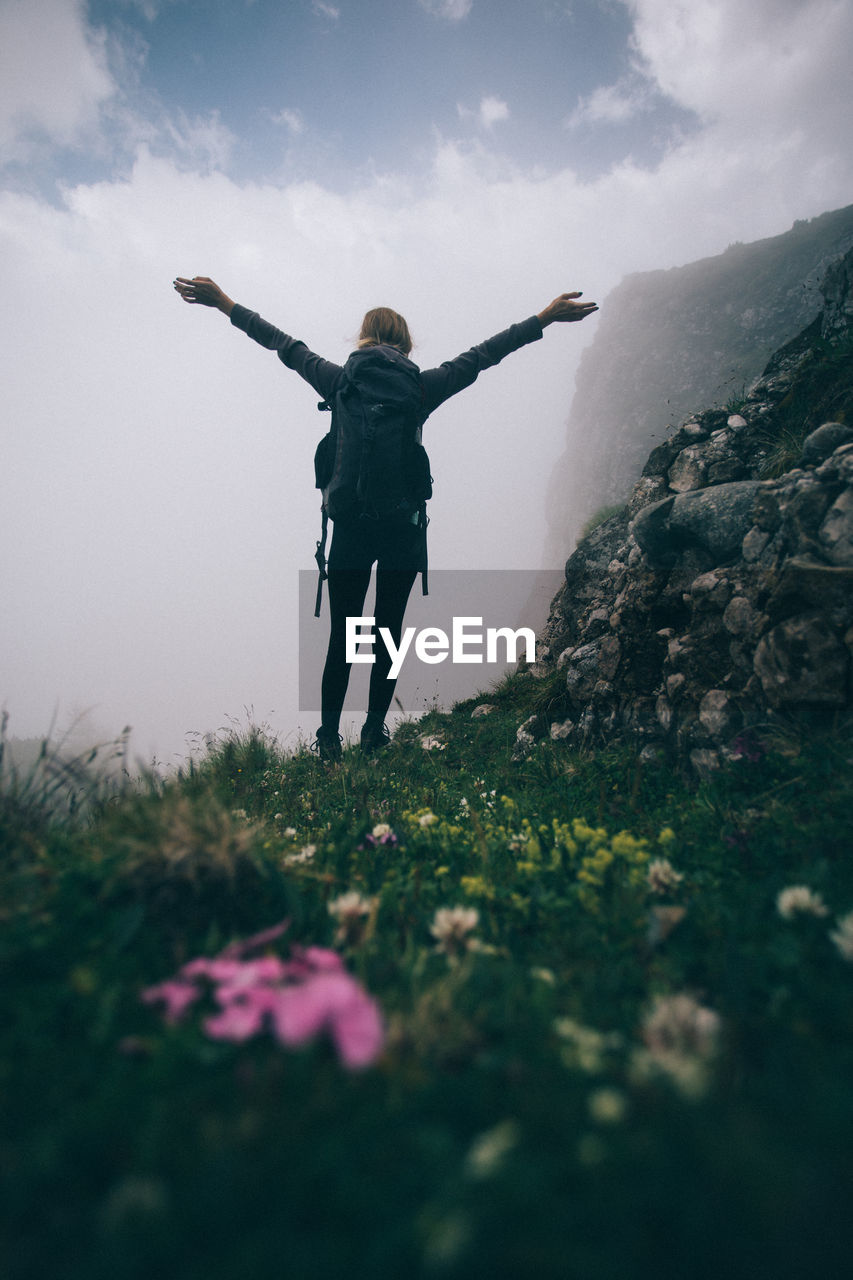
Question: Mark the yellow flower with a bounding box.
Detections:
[460,874,494,900]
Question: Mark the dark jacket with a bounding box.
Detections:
[229,304,544,418]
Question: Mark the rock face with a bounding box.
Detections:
[545,204,853,562]
[530,245,853,772]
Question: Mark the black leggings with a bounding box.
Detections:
[321,516,423,731]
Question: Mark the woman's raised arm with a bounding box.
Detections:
[173,276,235,316]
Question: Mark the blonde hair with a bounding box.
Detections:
[357,307,413,356]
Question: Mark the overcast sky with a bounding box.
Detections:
[2,0,852,765]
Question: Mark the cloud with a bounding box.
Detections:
[311,1,341,19]
[627,0,853,145]
[163,110,237,171]
[478,95,510,129]
[268,108,306,135]
[457,96,510,130]
[0,0,115,159]
[565,75,653,129]
[419,0,473,20]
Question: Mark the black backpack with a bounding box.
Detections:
[313,344,432,616]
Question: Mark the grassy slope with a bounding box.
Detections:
[2,684,853,1280]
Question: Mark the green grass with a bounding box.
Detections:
[757,331,853,477]
[579,502,627,540]
[3,685,853,1279]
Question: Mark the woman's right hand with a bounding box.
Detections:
[173,276,235,315]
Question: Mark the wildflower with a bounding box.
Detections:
[420,735,446,750]
[635,993,721,1099]
[430,906,479,957]
[460,874,493,899]
[284,826,297,838]
[647,858,684,895]
[328,890,372,920]
[554,1017,622,1074]
[363,822,398,847]
[587,1087,628,1125]
[266,971,383,1068]
[140,978,200,1024]
[642,993,720,1059]
[465,1120,520,1179]
[283,844,316,866]
[142,933,383,1069]
[776,885,829,920]
[530,967,556,985]
[830,910,853,961]
[419,811,438,827]
[328,890,375,945]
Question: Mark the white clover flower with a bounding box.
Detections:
[637,993,721,1098]
[328,890,372,921]
[430,906,479,955]
[273,813,283,820]
[328,890,375,944]
[647,858,684,895]
[642,993,720,1060]
[283,844,316,866]
[776,885,829,920]
[420,735,446,751]
[419,811,438,827]
[830,910,853,961]
[371,822,392,840]
[284,826,297,838]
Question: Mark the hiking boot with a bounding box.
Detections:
[312,725,343,762]
[360,715,391,756]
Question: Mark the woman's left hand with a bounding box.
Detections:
[537,292,598,325]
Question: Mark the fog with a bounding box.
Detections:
[2,0,852,766]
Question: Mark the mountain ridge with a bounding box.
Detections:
[546,203,853,562]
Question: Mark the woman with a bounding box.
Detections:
[173,275,598,760]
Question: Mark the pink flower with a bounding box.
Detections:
[269,973,383,1068]
[291,945,345,974]
[329,987,384,1068]
[141,928,383,1068]
[140,979,200,1024]
[204,988,275,1042]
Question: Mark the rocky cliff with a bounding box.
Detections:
[518,245,853,774]
[546,204,853,561]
